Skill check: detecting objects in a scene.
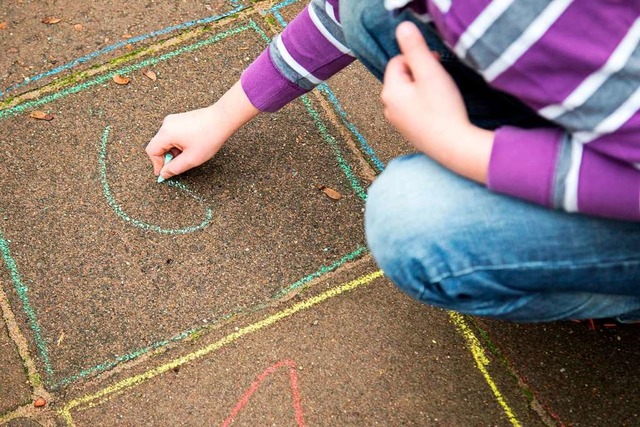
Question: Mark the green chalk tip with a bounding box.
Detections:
[157,152,174,184]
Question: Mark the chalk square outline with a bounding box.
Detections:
[0,15,370,389]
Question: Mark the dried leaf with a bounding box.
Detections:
[73,23,83,31]
[125,44,133,51]
[41,16,62,24]
[29,111,54,121]
[122,33,133,39]
[142,68,157,81]
[316,185,342,201]
[56,331,65,346]
[112,74,130,85]
[0,22,7,30]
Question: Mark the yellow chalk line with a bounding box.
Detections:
[58,270,385,425]
[448,311,522,427]
[58,270,521,426]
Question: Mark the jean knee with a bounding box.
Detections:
[365,155,519,314]
[365,155,445,298]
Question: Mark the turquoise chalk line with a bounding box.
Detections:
[273,245,367,298]
[318,83,385,172]
[301,95,368,201]
[0,229,54,379]
[100,126,212,234]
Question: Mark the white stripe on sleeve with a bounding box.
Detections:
[453,0,515,58]
[308,3,353,55]
[275,35,323,85]
[563,140,583,212]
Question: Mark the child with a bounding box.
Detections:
[146,0,640,323]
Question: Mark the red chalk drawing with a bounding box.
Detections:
[221,359,305,427]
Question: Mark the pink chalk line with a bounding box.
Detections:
[221,359,305,427]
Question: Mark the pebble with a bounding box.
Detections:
[34,397,46,408]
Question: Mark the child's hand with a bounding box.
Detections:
[146,106,226,180]
[381,21,493,183]
[146,80,259,181]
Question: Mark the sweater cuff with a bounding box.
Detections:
[487,126,563,207]
[240,49,307,113]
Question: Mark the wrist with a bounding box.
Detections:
[208,80,260,138]
[423,122,493,184]
[450,124,494,184]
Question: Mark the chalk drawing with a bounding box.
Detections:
[300,95,367,200]
[0,1,245,99]
[1,5,372,388]
[266,0,302,15]
[0,17,372,386]
[221,359,305,427]
[0,229,54,379]
[317,84,385,172]
[272,245,366,298]
[99,126,212,234]
[58,271,384,425]
[448,311,522,427]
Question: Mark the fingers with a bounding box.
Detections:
[381,55,412,111]
[395,21,438,80]
[383,54,412,85]
[145,136,168,176]
[158,150,199,181]
[146,129,184,177]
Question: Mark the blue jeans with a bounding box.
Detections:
[341,0,640,322]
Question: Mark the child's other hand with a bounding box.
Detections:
[382,21,470,153]
[381,21,492,183]
[146,80,259,181]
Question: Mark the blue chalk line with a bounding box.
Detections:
[0,3,246,99]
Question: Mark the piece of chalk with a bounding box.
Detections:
[157,152,174,183]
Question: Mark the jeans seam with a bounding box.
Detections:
[430,258,640,284]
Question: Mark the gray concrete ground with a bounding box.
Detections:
[1,1,638,426]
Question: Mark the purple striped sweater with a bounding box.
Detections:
[241,0,640,221]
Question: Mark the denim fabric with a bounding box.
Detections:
[365,155,640,322]
[341,0,640,322]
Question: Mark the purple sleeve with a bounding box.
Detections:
[578,149,640,220]
[487,126,562,207]
[241,0,355,112]
[240,50,307,113]
[488,126,640,221]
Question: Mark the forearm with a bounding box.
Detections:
[208,80,260,139]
